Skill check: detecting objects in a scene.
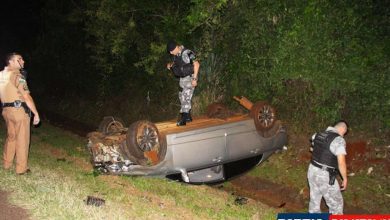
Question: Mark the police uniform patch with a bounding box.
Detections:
[18,77,26,84]
[15,75,29,92]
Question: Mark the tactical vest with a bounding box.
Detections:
[171,48,194,78]
[312,131,340,169]
[0,70,22,103]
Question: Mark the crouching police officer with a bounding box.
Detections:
[0,52,40,175]
[307,120,348,214]
[166,41,200,126]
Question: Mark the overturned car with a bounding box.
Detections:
[86,97,287,183]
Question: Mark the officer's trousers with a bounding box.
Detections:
[2,107,30,174]
[307,164,343,214]
[178,76,194,113]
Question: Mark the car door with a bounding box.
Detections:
[167,127,227,170]
[225,120,267,161]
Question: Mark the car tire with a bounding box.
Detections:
[98,116,125,135]
[250,101,276,136]
[262,120,283,138]
[206,103,229,119]
[125,120,166,166]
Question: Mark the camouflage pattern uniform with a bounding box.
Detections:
[176,46,196,113]
[307,126,346,214]
[179,75,194,113]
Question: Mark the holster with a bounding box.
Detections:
[311,160,339,185]
[21,103,32,117]
[328,169,339,185]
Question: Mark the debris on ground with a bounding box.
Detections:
[234,196,249,205]
[85,196,105,207]
[367,167,374,175]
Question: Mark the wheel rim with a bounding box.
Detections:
[136,125,159,152]
[257,105,275,128]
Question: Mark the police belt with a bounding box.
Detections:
[2,100,31,115]
[310,160,337,172]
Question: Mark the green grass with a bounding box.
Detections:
[0,123,279,219]
[342,173,389,213]
[250,152,308,188]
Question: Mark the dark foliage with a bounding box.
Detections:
[25,0,388,131]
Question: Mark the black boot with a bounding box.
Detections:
[186,110,193,122]
[177,113,187,126]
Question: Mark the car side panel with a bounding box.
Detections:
[160,119,286,175]
[224,120,272,161]
[167,128,227,169]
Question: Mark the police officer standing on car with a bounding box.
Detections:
[166,41,200,126]
[307,120,348,214]
[0,52,40,175]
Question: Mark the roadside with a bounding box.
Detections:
[43,109,389,213]
[0,120,280,219]
[36,111,390,214]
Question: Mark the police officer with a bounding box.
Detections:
[166,41,200,126]
[307,120,348,214]
[0,52,40,175]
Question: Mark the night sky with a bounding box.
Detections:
[0,0,42,66]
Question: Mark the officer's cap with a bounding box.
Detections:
[166,40,177,53]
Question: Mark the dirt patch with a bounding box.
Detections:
[50,147,67,158]
[346,140,389,175]
[347,141,369,172]
[227,175,370,214]
[228,175,306,212]
[293,139,389,175]
[0,190,30,220]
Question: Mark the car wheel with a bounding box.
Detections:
[250,101,276,135]
[206,103,229,119]
[125,120,166,166]
[98,116,125,134]
[262,120,283,138]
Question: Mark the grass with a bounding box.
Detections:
[0,122,279,220]
[249,152,308,189]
